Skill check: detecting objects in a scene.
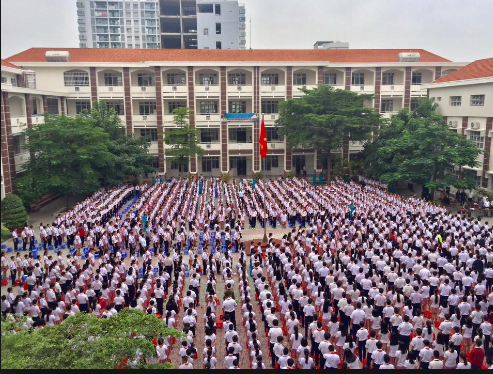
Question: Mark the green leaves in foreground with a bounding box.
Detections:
[1,310,181,369]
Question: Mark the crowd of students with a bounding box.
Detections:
[1,176,492,369]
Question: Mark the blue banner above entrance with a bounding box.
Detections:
[224,113,258,121]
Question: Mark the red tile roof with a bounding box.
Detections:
[1,59,22,70]
[5,47,451,64]
[433,57,493,84]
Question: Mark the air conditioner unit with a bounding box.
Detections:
[206,144,211,149]
[206,115,211,120]
[390,85,395,90]
[75,87,80,92]
[271,85,275,91]
[141,86,146,92]
[470,122,480,130]
[108,86,113,91]
[271,115,276,120]
[143,115,147,120]
[237,85,242,91]
[360,85,364,91]
[172,85,177,91]
[449,120,458,128]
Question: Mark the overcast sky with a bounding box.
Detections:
[2,0,492,62]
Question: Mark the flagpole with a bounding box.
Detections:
[261,114,268,245]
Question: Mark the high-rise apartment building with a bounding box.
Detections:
[76,0,161,49]
[196,0,246,50]
[77,1,246,50]
[159,0,198,48]
[159,0,245,49]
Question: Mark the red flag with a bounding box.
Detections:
[259,116,268,160]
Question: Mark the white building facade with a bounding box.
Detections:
[1,48,465,197]
[197,0,246,50]
[77,0,161,49]
[1,60,65,199]
[427,58,493,191]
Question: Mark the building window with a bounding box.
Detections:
[261,73,279,85]
[168,101,186,114]
[1,76,7,84]
[216,41,222,49]
[228,73,246,85]
[200,129,219,143]
[140,128,158,142]
[199,73,217,85]
[137,73,154,86]
[266,127,282,142]
[264,156,279,171]
[215,4,221,15]
[75,101,91,114]
[294,73,307,86]
[171,161,188,172]
[261,101,279,114]
[229,128,250,142]
[167,73,186,85]
[381,99,394,113]
[469,131,485,149]
[139,101,156,115]
[412,72,422,85]
[450,96,462,107]
[410,98,419,111]
[202,157,220,172]
[229,101,247,113]
[324,73,337,85]
[216,23,221,34]
[13,136,22,155]
[470,95,485,106]
[382,72,395,85]
[63,70,90,86]
[203,28,209,36]
[46,98,59,115]
[103,72,122,86]
[200,101,218,114]
[352,73,365,85]
[105,101,124,115]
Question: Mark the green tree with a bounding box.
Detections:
[80,101,157,186]
[362,98,482,193]
[1,310,181,369]
[164,107,203,175]
[1,194,28,231]
[277,84,379,183]
[22,114,115,208]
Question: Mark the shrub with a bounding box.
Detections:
[1,227,11,243]
[1,194,28,231]
[220,173,230,183]
[253,172,263,180]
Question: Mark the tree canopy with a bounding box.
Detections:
[277,84,380,182]
[1,310,180,370]
[80,101,157,187]
[17,101,157,205]
[362,98,482,190]
[164,107,203,173]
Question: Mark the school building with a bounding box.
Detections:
[1,47,471,198]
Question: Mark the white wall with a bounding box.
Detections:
[430,82,493,118]
[197,0,240,49]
